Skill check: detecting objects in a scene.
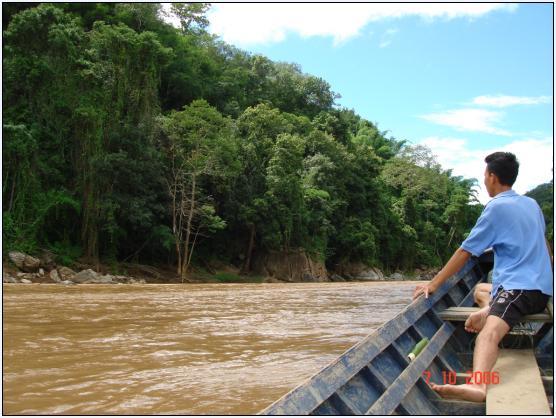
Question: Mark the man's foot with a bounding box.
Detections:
[464,306,489,333]
[430,383,486,402]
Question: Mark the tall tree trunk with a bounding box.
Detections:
[170,175,183,276]
[446,225,456,249]
[78,117,102,270]
[241,223,256,274]
[8,172,16,213]
[82,190,100,269]
[2,166,9,196]
[176,240,182,276]
[181,173,196,282]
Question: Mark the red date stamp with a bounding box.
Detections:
[422,370,500,385]
[463,371,500,384]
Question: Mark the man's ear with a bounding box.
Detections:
[488,171,499,185]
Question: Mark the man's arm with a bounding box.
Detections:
[413,248,472,299]
[546,238,553,272]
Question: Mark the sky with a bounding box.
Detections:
[164,3,554,204]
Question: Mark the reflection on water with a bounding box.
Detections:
[3,282,417,414]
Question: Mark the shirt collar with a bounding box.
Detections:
[491,189,518,200]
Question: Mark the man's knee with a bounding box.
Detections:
[477,316,510,344]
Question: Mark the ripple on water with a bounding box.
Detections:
[148,349,199,358]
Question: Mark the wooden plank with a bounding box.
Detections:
[366,322,455,415]
[547,297,553,318]
[330,392,361,415]
[542,376,553,393]
[460,285,478,306]
[439,307,552,322]
[535,326,553,355]
[367,351,438,415]
[427,310,467,372]
[486,349,551,415]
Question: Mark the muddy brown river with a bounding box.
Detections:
[3,282,417,414]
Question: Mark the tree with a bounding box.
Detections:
[113,3,164,33]
[300,153,336,256]
[169,3,211,34]
[327,141,383,266]
[265,133,306,251]
[266,62,339,118]
[353,121,405,160]
[159,100,236,280]
[231,105,294,271]
[526,180,554,244]
[3,4,85,255]
[76,21,171,266]
[380,144,481,268]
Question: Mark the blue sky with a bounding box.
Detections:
[165,3,553,203]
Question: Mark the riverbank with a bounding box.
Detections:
[2,257,264,285]
[3,250,437,285]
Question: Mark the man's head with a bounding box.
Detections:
[483,152,519,197]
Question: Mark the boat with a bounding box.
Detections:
[260,251,553,415]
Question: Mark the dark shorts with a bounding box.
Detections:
[488,287,550,329]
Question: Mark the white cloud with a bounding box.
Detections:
[206,3,517,46]
[379,28,398,48]
[472,95,553,107]
[418,136,554,204]
[420,108,512,136]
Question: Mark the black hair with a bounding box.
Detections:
[484,152,519,186]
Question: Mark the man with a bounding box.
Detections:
[413,151,553,402]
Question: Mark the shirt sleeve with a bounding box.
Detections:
[461,206,497,257]
[537,203,547,235]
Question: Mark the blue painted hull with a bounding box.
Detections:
[260,254,553,415]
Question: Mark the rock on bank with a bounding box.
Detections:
[4,251,146,285]
[252,250,329,282]
[334,262,386,281]
[248,251,409,282]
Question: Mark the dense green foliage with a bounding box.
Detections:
[526,180,554,244]
[3,3,487,274]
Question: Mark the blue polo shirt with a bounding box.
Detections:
[461,190,552,296]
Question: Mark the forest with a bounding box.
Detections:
[3,3,550,281]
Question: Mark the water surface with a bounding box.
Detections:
[3,282,417,414]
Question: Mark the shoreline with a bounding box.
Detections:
[3,252,438,286]
[2,279,427,286]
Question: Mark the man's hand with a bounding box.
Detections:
[413,282,436,300]
[412,248,471,301]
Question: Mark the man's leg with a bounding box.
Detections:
[465,283,493,333]
[431,315,510,402]
[474,283,492,308]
